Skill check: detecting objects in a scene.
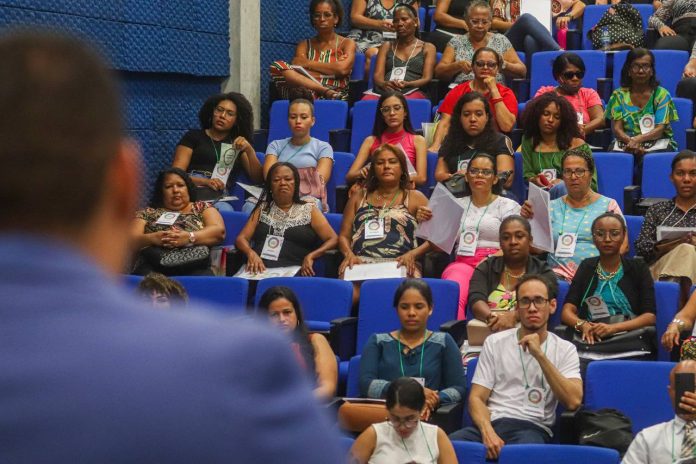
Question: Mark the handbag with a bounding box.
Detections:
[577,408,634,455]
[572,321,656,354]
[443,174,467,198]
[588,2,645,50]
[140,245,211,274]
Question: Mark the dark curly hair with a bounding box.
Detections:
[620,48,659,89]
[520,93,581,151]
[310,0,344,27]
[365,143,411,192]
[372,91,416,139]
[150,167,197,208]
[198,92,254,141]
[256,162,304,213]
[440,91,498,162]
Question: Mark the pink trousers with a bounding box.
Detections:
[442,248,499,320]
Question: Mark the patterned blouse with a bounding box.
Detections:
[491,0,520,22]
[137,202,209,234]
[635,199,696,264]
[347,0,419,53]
[252,202,319,268]
[447,33,512,84]
[649,0,696,29]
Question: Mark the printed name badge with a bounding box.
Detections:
[541,168,557,182]
[383,31,397,40]
[210,144,239,185]
[555,232,577,258]
[639,114,655,135]
[260,235,284,261]
[522,387,546,419]
[576,112,584,125]
[411,377,425,387]
[155,212,180,226]
[457,159,470,173]
[364,218,385,239]
[390,66,407,82]
[585,295,611,320]
[457,230,478,256]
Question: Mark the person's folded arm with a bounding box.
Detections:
[359,334,390,398]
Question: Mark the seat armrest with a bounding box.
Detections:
[565,28,580,50]
[252,129,268,153]
[329,129,351,153]
[586,127,611,151]
[596,78,613,103]
[330,316,358,360]
[646,28,658,49]
[431,402,464,435]
[553,324,573,341]
[425,78,440,107]
[349,79,368,106]
[335,185,349,214]
[687,129,695,151]
[510,78,529,103]
[225,248,245,276]
[440,320,468,346]
[623,185,641,216]
[509,127,524,149]
[559,408,581,444]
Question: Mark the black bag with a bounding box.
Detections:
[577,408,634,455]
[588,2,645,50]
[195,186,224,202]
[443,174,467,197]
[140,245,211,274]
[572,325,656,354]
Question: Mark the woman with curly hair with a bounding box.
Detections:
[434,91,514,191]
[172,92,263,209]
[521,92,596,200]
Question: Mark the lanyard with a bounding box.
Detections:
[457,148,477,169]
[517,329,549,389]
[368,189,401,220]
[391,39,420,73]
[536,150,560,174]
[461,197,492,234]
[397,329,427,379]
[560,201,588,236]
[209,136,222,163]
[400,422,435,463]
[278,140,309,164]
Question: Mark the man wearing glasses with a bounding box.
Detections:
[449,275,582,460]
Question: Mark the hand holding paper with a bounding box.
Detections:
[526,183,554,253]
[415,183,465,254]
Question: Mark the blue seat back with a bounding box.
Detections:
[427,5,436,31]
[655,281,680,361]
[254,277,353,331]
[613,50,689,97]
[641,152,677,198]
[219,210,250,247]
[339,435,355,453]
[463,357,478,426]
[267,99,349,145]
[582,5,651,50]
[351,52,366,81]
[356,278,459,353]
[418,6,426,31]
[530,51,607,97]
[346,355,362,397]
[499,444,620,464]
[328,151,355,211]
[426,151,438,193]
[512,152,527,203]
[552,280,569,330]
[624,214,644,258]
[326,212,343,235]
[673,97,694,151]
[593,152,633,210]
[585,360,675,434]
[175,276,249,313]
[452,441,486,464]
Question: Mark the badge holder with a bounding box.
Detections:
[555,232,577,258]
[390,66,406,82]
[260,235,284,261]
[639,114,655,135]
[365,218,385,239]
[585,295,611,320]
[522,386,546,419]
[457,230,478,257]
[155,212,180,226]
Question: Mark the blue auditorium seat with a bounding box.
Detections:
[351,52,366,81]
[673,97,694,151]
[655,281,680,361]
[328,151,355,212]
[624,214,643,258]
[529,51,607,98]
[326,212,343,235]
[452,441,486,464]
[499,444,620,464]
[612,50,689,97]
[345,355,362,397]
[552,280,569,330]
[266,99,349,145]
[593,152,633,210]
[219,210,250,247]
[582,5,652,50]
[511,152,526,203]
[176,276,248,312]
[641,152,678,199]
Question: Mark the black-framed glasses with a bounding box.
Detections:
[518,297,549,309]
[388,416,419,429]
[561,70,584,80]
[562,168,589,179]
[592,229,624,241]
[468,168,495,178]
[214,106,236,118]
[380,104,404,114]
[312,12,335,19]
[474,60,498,69]
[630,63,652,72]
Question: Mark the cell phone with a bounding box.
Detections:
[675,372,695,414]
[538,173,551,187]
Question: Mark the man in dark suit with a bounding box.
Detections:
[0,31,342,462]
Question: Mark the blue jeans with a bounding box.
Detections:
[505,14,560,59]
[449,417,551,444]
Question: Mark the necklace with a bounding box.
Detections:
[596,262,621,281]
[504,267,525,279]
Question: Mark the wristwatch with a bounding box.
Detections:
[574,319,587,332]
[188,232,196,244]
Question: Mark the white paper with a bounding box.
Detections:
[289,65,322,85]
[342,261,406,281]
[341,398,386,404]
[657,226,696,242]
[236,182,263,199]
[210,144,239,184]
[422,123,436,147]
[234,265,300,280]
[578,350,651,360]
[522,0,551,32]
[415,183,466,254]
[527,182,555,253]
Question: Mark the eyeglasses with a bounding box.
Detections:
[474,60,498,69]
[518,297,550,309]
[380,104,404,114]
[561,70,584,80]
[468,168,495,178]
[214,106,236,118]
[562,168,589,179]
[592,229,624,241]
[630,63,652,72]
[388,416,419,429]
[469,18,490,26]
[673,170,696,179]
[312,12,335,19]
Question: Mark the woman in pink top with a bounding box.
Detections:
[534,52,605,138]
[346,91,427,188]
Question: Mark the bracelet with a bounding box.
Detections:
[490,97,504,104]
[672,318,686,330]
[574,319,587,333]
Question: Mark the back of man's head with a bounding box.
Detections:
[0,31,122,232]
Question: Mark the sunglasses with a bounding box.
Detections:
[474,60,498,69]
[561,70,584,80]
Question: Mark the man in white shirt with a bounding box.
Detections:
[450,275,583,460]
[623,360,696,464]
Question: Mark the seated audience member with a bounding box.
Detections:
[434,0,526,85]
[606,48,678,158]
[469,216,557,332]
[270,0,355,101]
[649,0,696,52]
[664,290,696,354]
[430,47,518,152]
[347,91,427,188]
[677,42,696,125]
[434,92,515,191]
[258,286,338,401]
[235,162,338,276]
[534,52,605,138]
[450,275,582,459]
[430,0,473,53]
[339,145,431,291]
[623,360,696,463]
[264,98,333,212]
[490,0,561,57]
[136,273,188,308]
[365,4,436,101]
[437,153,521,319]
[596,0,661,6]
[349,377,458,464]
[521,150,628,281]
[348,0,420,75]
[637,150,696,308]
[521,93,596,200]
[131,168,225,276]
[552,1,585,49]
[172,92,263,210]
[561,213,656,356]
